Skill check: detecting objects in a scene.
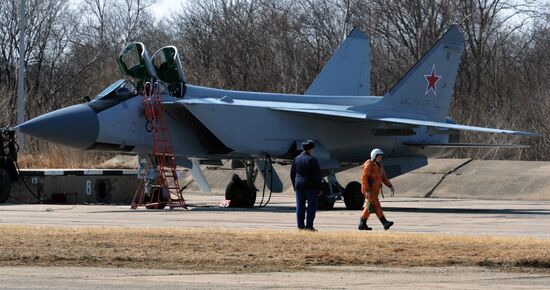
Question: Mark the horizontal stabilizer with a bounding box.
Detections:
[270,106,541,137]
[372,117,541,137]
[404,142,530,148]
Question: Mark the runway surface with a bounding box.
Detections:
[1,193,550,237]
[2,193,550,289]
[1,266,550,289]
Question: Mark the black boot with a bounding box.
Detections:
[379,216,394,230]
[358,217,372,231]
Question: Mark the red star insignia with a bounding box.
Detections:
[424,65,441,95]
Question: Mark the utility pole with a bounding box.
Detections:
[17,0,26,151]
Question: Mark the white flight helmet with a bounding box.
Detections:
[370,148,384,160]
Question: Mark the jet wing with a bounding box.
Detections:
[170,98,366,120]
[270,107,367,119]
[171,99,540,137]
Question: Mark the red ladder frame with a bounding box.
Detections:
[131,82,187,210]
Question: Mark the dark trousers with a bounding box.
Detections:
[296,189,318,229]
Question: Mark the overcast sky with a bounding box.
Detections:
[150,0,187,19]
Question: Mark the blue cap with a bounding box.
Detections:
[302,140,315,150]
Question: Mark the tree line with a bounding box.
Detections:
[1,0,549,161]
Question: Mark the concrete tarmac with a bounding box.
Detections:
[2,193,550,289]
[1,266,550,289]
[1,192,550,237]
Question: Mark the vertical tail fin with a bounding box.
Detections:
[370,25,464,122]
[305,27,371,96]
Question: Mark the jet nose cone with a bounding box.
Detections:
[18,104,99,150]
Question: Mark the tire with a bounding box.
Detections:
[343,181,365,210]
[0,168,11,203]
[151,200,167,210]
[225,174,256,208]
[144,187,167,209]
[317,181,335,210]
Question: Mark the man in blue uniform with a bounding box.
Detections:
[290,140,322,231]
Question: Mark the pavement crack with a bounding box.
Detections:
[425,159,473,198]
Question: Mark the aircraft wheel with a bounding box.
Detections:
[225,174,256,208]
[0,168,11,203]
[155,188,168,209]
[144,188,167,209]
[152,201,167,210]
[317,181,335,210]
[145,202,166,209]
[343,181,365,210]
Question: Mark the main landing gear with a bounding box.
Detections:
[223,161,365,210]
[225,160,257,208]
[318,170,365,210]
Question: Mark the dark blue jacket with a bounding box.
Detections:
[290,152,322,191]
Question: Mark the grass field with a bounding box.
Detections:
[1,225,549,272]
[17,144,116,169]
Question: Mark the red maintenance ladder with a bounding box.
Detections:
[131,82,187,210]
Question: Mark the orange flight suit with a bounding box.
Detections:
[361,159,392,220]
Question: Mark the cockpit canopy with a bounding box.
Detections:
[95,79,137,101]
[118,42,187,97]
[117,42,157,81]
[152,46,186,84]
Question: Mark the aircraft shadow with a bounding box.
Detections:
[94,204,296,214]
[188,205,295,213]
[85,204,550,216]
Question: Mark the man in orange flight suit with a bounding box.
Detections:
[358,148,395,231]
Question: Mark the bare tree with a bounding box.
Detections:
[0,0,548,161]
[364,0,457,94]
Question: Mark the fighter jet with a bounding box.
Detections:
[18,25,539,209]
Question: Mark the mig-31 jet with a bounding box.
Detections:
[18,25,540,209]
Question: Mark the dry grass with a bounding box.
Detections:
[17,143,117,169]
[1,225,549,272]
